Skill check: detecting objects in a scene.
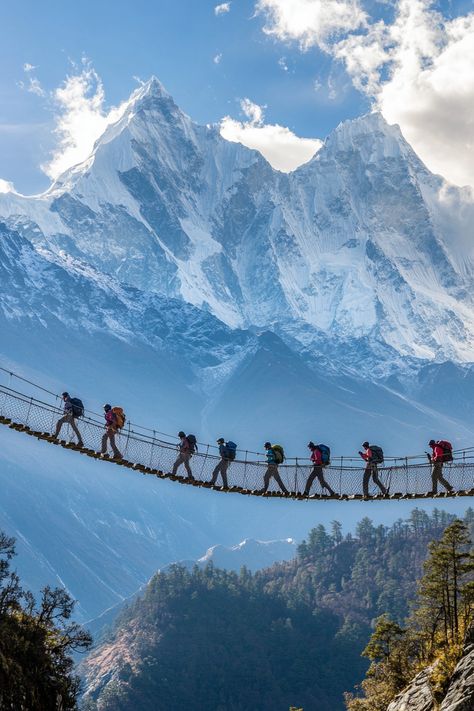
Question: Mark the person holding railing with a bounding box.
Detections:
[171,431,195,480]
[426,440,453,494]
[100,404,122,459]
[359,441,388,497]
[304,442,335,496]
[209,437,234,488]
[53,392,83,448]
[261,442,289,494]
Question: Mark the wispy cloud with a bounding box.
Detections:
[256,0,474,187]
[18,63,46,97]
[215,2,231,16]
[214,53,223,64]
[220,98,322,171]
[42,62,127,180]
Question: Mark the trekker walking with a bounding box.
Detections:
[304,442,335,496]
[209,438,236,488]
[427,439,453,494]
[54,392,83,447]
[171,431,195,479]
[359,441,387,497]
[261,442,289,495]
[100,404,123,459]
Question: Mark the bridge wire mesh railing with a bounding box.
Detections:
[1,383,474,501]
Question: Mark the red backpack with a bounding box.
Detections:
[437,440,453,462]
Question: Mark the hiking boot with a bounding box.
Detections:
[77,441,84,448]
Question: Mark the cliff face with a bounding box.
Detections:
[440,626,474,711]
[387,627,474,711]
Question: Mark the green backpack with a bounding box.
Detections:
[272,444,285,464]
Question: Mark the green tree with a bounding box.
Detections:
[346,519,474,709]
[0,531,91,710]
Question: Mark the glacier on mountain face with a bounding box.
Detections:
[1,77,474,622]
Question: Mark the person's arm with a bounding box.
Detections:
[181,437,190,452]
[359,450,369,461]
[64,400,72,414]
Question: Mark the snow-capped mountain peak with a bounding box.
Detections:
[1,77,474,370]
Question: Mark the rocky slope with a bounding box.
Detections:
[387,626,474,711]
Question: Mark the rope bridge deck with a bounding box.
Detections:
[1,380,474,501]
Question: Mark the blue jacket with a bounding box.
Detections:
[218,443,226,458]
[266,447,276,464]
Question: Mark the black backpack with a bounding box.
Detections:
[369,445,384,464]
[70,397,84,418]
[186,434,198,453]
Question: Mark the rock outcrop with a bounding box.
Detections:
[386,666,435,711]
[440,626,474,711]
[387,626,474,711]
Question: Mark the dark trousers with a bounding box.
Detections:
[263,464,288,494]
[101,427,122,458]
[363,463,387,496]
[431,461,453,493]
[210,459,229,487]
[54,413,82,444]
[304,465,335,496]
[172,452,193,478]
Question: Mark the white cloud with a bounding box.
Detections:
[256,0,474,187]
[23,63,37,73]
[42,65,127,180]
[215,2,231,15]
[220,98,322,171]
[256,0,366,48]
[0,178,15,194]
[278,56,289,71]
[214,53,223,64]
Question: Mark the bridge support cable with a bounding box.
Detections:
[1,382,474,501]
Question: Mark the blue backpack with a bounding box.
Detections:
[317,444,331,466]
[225,441,237,461]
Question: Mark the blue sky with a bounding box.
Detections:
[1,0,473,193]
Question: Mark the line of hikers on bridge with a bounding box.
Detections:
[53,392,455,497]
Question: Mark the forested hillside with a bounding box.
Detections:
[82,508,472,710]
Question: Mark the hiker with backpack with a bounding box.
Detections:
[261,442,289,495]
[426,440,454,494]
[171,431,196,480]
[304,442,336,496]
[359,442,388,497]
[210,437,237,488]
[53,392,84,447]
[100,404,124,459]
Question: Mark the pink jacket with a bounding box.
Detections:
[105,410,116,428]
[431,443,444,462]
[310,448,322,466]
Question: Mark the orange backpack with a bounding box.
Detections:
[112,407,126,429]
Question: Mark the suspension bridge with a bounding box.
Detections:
[1,368,474,501]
